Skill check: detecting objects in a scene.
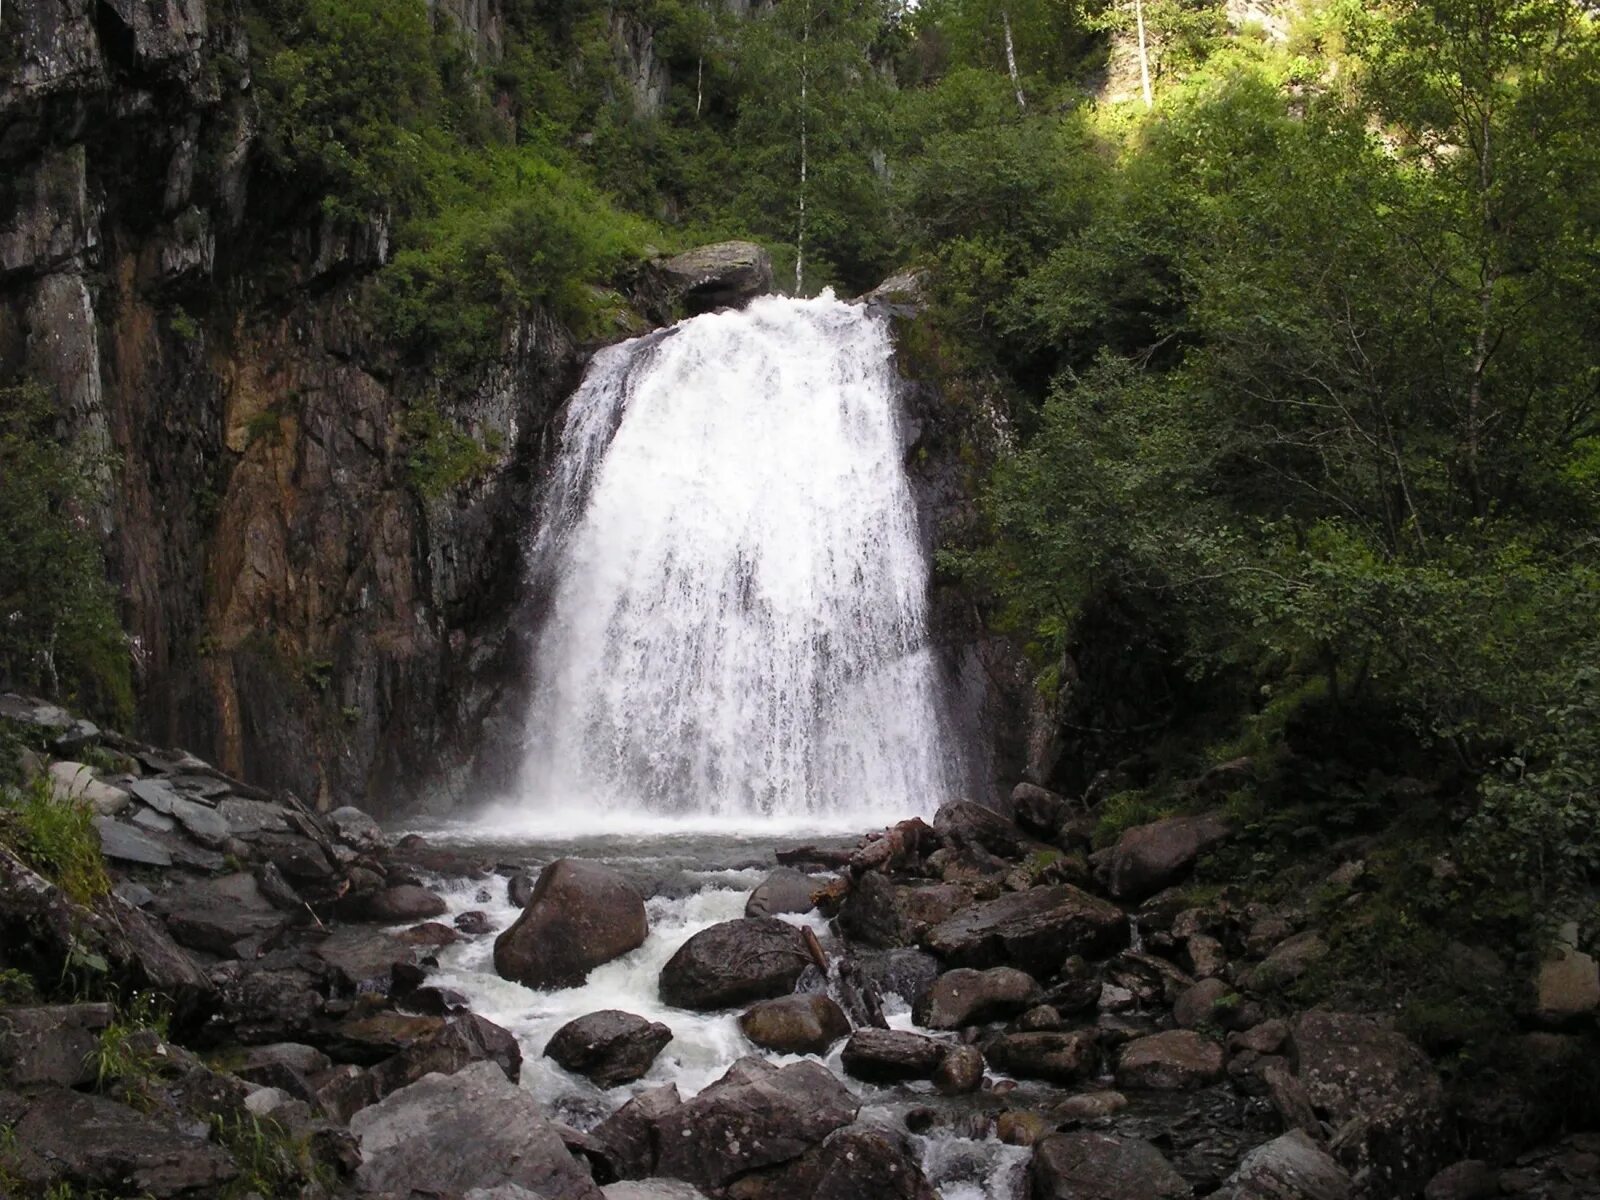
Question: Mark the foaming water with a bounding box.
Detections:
[418,834,1033,1197]
[514,292,958,824]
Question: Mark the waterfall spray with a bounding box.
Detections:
[517,294,957,825]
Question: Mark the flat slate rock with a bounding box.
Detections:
[95,817,174,866]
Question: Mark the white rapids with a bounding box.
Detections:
[503,292,960,830]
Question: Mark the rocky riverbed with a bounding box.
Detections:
[1,693,1596,1199]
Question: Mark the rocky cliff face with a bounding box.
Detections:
[1,0,585,816]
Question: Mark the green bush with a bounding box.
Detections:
[0,384,131,724]
[0,775,111,906]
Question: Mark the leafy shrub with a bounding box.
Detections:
[0,775,112,906]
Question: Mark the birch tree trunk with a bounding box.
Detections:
[1002,9,1026,112]
[1134,0,1153,108]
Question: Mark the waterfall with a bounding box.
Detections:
[514,292,959,828]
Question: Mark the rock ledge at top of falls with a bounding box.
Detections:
[658,241,774,314]
[494,859,649,991]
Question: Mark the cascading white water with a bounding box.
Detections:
[515,292,957,826]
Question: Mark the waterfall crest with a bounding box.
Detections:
[516,293,957,827]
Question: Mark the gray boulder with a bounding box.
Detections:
[659,917,810,1010]
[545,1010,673,1087]
[0,1003,114,1088]
[351,1060,603,1198]
[659,241,773,313]
[653,1057,858,1192]
[5,1089,238,1197]
[1216,1130,1353,1200]
[496,859,648,991]
[745,868,820,918]
[591,1084,682,1179]
[726,1124,937,1200]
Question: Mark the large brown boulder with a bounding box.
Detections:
[1289,1010,1447,1195]
[1101,813,1231,901]
[984,1031,1099,1085]
[1030,1132,1190,1200]
[933,801,1030,859]
[494,859,648,990]
[924,885,1128,974]
[915,966,1040,1029]
[739,994,851,1056]
[653,1057,859,1192]
[659,917,810,1010]
[840,1028,948,1083]
[1115,1030,1225,1090]
[545,1010,673,1087]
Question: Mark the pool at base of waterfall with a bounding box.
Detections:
[404,824,1032,1199]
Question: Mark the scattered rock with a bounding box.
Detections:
[915,966,1040,1029]
[1533,932,1600,1024]
[726,1123,936,1200]
[154,872,289,956]
[1217,1130,1353,1200]
[739,994,851,1056]
[934,801,1030,859]
[1423,1160,1500,1200]
[93,817,173,866]
[653,1058,858,1192]
[1011,783,1073,839]
[745,868,820,918]
[1030,1131,1190,1200]
[6,1089,239,1197]
[933,1044,985,1095]
[1101,813,1232,901]
[1115,1030,1225,1090]
[495,859,649,991]
[1245,932,1328,992]
[0,1003,114,1088]
[592,1083,682,1179]
[984,1031,1099,1085]
[999,1110,1051,1147]
[545,1010,674,1087]
[1174,977,1242,1030]
[839,873,971,949]
[456,910,494,935]
[313,926,418,993]
[46,760,130,815]
[924,885,1128,974]
[326,806,387,852]
[356,884,449,922]
[351,1059,603,1198]
[1049,1092,1128,1120]
[840,1028,947,1083]
[659,917,810,1010]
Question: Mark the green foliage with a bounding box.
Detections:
[93,992,172,1093]
[376,149,652,365]
[0,775,112,907]
[211,1112,333,1199]
[401,402,507,499]
[0,384,132,723]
